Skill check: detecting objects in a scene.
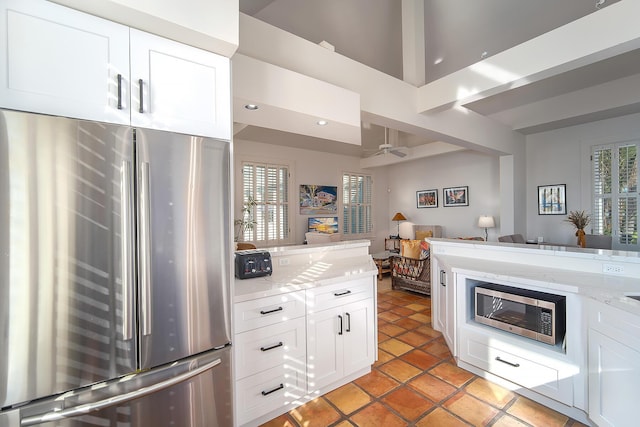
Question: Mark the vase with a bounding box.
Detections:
[576,228,586,248]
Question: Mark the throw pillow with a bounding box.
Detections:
[420,240,430,260]
[415,230,433,241]
[401,239,422,259]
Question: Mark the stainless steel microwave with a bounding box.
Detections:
[474,282,566,345]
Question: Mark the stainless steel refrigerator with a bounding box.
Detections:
[0,109,232,426]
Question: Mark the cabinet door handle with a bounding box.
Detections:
[334,290,351,297]
[261,383,284,396]
[117,74,123,110]
[260,306,283,315]
[440,270,446,286]
[338,315,343,335]
[495,356,520,368]
[345,312,351,332]
[260,342,284,352]
[138,78,144,113]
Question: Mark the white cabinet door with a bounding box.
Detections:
[307,306,343,391]
[432,257,455,354]
[342,298,375,377]
[588,329,640,427]
[0,0,130,124]
[130,29,231,139]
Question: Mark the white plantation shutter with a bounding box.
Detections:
[592,142,639,250]
[343,172,373,235]
[241,162,290,244]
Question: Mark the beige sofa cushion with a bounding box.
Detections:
[413,225,442,239]
[415,230,433,240]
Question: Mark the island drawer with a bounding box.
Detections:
[234,290,306,333]
[306,278,373,313]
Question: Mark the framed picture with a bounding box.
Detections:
[443,186,469,207]
[538,184,566,215]
[299,184,338,214]
[416,189,438,208]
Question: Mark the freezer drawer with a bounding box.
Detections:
[1,347,232,427]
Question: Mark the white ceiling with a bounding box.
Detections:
[235,0,640,159]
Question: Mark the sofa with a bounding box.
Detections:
[390,237,432,296]
[305,232,341,244]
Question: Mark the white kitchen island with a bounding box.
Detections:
[429,238,640,427]
[232,240,378,427]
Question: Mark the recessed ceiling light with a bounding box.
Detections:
[317,120,328,126]
[244,104,259,110]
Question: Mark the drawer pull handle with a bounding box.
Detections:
[495,356,520,368]
[346,312,351,332]
[260,342,284,352]
[440,270,446,286]
[260,306,283,315]
[334,290,352,297]
[261,383,284,396]
[338,315,343,335]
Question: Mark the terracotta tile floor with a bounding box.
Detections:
[261,280,588,427]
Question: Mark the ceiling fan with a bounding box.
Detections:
[370,127,407,158]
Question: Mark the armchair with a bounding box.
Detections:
[389,239,431,295]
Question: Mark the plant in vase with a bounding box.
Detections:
[565,210,590,248]
[234,196,257,243]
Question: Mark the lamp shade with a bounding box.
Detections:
[392,212,407,221]
[477,215,495,228]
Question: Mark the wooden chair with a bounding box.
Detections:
[390,252,431,295]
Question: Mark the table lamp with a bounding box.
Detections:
[391,212,407,238]
[478,215,495,241]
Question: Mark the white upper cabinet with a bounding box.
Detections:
[130,29,230,139]
[0,0,231,139]
[0,0,130,124]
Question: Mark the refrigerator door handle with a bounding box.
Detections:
[121,161,135,341]
[20,358,222,426]
[139,161,152,336]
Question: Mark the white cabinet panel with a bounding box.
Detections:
[307,292,375,392]
[234,290,305,333]
[588,300,640,427]
[306,306,343,390]
[235,364,306,426]
[342,298,375,377]
[0,0,129,123]
[235,317,306,379]
[130,29,230,139]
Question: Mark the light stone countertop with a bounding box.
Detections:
[233,240,377,303]
[432,250,640,317]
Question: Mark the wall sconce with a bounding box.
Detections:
[391,212,407,239]
[477,215,495,241]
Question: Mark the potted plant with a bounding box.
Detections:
[565,210,590,247]
[234,196,257,242]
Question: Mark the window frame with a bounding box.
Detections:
[342,171,373,237]
[237,159,293,246]
[592,141,639,251]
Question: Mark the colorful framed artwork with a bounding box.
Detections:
[416,189,438,208]
[443,186,469,207]
[299,184,338,214]
[538,184,566,215]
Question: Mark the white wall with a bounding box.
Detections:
[234,139,390,252]
[386,150,501,240]
[526,112,640,245]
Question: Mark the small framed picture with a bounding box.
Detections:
[538,184,566,215]
[443,186,469,207]
[416,189,438,208]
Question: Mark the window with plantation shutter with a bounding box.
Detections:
[343,172,373,236]
[240,161,290,245]
[592,142,639,250]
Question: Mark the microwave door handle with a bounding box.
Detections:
[120,161,134,340]
[139,162,152,336]
[20,358,222,426]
